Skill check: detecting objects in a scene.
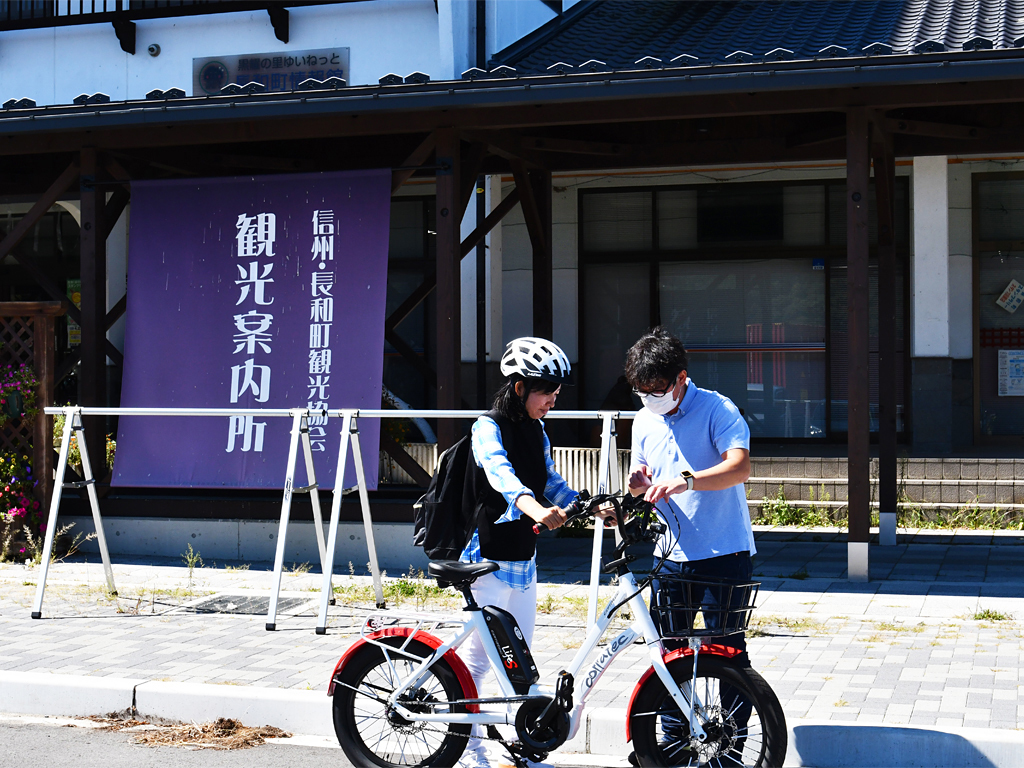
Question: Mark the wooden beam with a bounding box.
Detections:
[80,147,108,475]
[384,185,521,340]
[846,109,871,578]
[872,121,898,537]
[0,160,78,263]
[459,142,487,216]
[379,433,431,487]
[463,130,549,168]
[785,122,846,148]
[883,117,988,140]
[385,327,436,387]
[435,127,461,449]
[510,159,547,254]
[460,187,520,258]
[102,186,130,241]
[391,132,436,194]
[106,293,127,332]
[520,135,626,156]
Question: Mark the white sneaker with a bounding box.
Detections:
[457,739,491,768]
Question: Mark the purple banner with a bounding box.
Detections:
[113,170,391,489]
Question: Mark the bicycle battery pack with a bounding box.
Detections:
[483,606,539,694]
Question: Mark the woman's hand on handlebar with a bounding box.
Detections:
[519,495,567,531]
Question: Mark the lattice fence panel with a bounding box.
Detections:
[0,315,37,455]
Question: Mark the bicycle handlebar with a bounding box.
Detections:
[531,491,662,551]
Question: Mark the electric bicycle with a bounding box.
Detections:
[328,492,787,767]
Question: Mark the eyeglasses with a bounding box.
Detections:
[632,374,680,398]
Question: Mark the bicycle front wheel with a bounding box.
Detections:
[332,636,472,768]
[629,655,787,767]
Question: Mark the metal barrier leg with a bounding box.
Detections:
[300,416,333,602]
[75,411,116,595]
[267,409,304,631]
[349,416,385,608]
[587,413,616,627]
[316,411,353,634]
[31,406,76,618]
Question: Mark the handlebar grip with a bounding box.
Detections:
[532,523,545,534]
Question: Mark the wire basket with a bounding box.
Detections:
[650,574,760,638]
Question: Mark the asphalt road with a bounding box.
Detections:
[0,719,359,768]
[0,718,611,768]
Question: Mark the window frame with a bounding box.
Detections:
[577,178,911,444]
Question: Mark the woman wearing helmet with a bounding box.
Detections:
[457,337,579,768]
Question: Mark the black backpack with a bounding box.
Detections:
[412,433,485,561]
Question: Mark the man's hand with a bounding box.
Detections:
[643,476,689,504]
[628,465,653,496]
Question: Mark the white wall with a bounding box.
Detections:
[912,156,951,357]
[0,0,443,105]
[911,156,973,360]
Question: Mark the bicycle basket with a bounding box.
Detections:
[650,574,760,638]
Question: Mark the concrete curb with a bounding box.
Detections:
[5,672,1024,767]
[135,680,334,737]
[0,671,139,718]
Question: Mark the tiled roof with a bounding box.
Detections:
[492,0,1024,73]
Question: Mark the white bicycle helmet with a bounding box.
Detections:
[500,337,571,384]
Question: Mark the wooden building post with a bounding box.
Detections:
[32,303,63,510]
[530,169,553,339]
[435,128,462,449]
[846,109,871,581]
[79,148,108,476]
[872,124,899,546]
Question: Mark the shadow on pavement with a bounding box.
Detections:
[792,723,999,768]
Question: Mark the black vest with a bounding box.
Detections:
[475,411,548,562]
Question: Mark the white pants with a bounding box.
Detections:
[461,571,537,743]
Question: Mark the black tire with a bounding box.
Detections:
[629,655,787,767]
[332,636,472,767]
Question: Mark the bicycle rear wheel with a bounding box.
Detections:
[629,655,786,767]
[332,636,471,767]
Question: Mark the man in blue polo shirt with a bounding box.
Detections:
[625,326,755,645]
[625,326,755,767]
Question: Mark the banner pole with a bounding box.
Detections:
[349,415,385,608]
[316,410,353,634]
[299,412,332,600]
[587,412,615,627]
[75,410,116,595]
[266,408,304,631]
[31,406,76,618]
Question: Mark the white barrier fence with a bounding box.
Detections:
[36,406,635,633]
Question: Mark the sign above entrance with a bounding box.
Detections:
[192,47,349,95]
[113,169,391,489]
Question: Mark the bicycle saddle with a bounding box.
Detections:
[428,560,499,584]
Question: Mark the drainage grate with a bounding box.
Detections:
[186,595,309,615]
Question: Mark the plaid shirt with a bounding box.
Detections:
[460,415,578,591]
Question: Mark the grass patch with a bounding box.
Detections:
[225,564,250,572]
[783,568,810,581]
[972,608,1013,622]
[748,614,822,637]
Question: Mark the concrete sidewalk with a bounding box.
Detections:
[1,527,1023,766]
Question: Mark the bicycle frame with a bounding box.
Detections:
[355,570,709,743]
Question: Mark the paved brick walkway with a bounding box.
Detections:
[1,527,1023,732]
